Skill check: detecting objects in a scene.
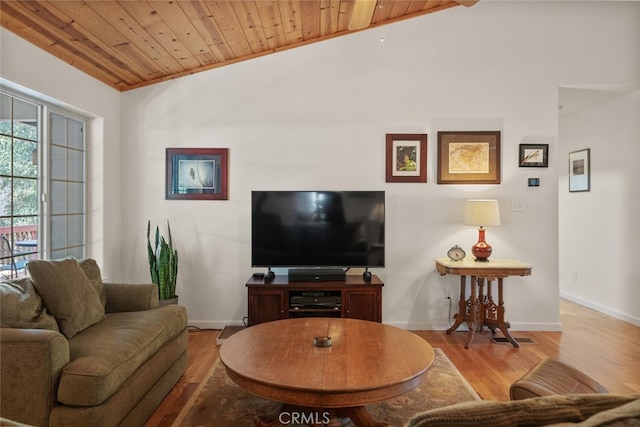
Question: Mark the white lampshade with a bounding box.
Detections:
[463,199,501,227]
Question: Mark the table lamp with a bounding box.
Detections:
[463,199,501,262]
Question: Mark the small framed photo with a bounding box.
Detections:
[569,148,590,192]
[385,134,427,183]
[519,144,549,168]
[166,148,229,200]
[437,131,501,184]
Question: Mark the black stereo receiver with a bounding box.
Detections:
[290,292,342,310]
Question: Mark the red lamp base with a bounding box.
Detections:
[472,227,492,262]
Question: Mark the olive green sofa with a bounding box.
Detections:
[0,258,188,427]
[405,393,640,426]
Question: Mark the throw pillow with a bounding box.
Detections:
[27,259,105,338]
[78,258,107,308]
[0,277,59,331]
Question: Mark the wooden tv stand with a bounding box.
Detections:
[246,275,383,326]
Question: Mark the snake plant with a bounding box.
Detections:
[147,220,179,300]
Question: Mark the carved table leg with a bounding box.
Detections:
[477,277,486,331]
[464,275,479,349]
[496,278,519,348]
[481,279,497,334]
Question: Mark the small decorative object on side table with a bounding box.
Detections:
[447,245,466,262]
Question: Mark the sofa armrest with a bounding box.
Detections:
[510,358,608,400]
[104,282,160,312]
[0,328,70,427]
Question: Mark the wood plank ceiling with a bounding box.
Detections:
[1,1,477,92]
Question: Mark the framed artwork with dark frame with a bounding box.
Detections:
[519,144,549,167]
[385,133,427,183]
[437,131,501,184]
[166,148,229,200]
[569,148,590,192]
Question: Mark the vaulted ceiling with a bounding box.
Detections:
[0,1,477,92]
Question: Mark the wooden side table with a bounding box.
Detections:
[435,258,532,349]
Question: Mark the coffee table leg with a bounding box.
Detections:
[254,404,352,427]
[254,403,284,427]
[337,406,388,427]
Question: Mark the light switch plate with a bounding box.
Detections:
[511,200,524,212]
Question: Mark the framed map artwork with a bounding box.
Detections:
[437,131,501,184]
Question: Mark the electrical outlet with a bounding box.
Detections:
[572,271,578,281]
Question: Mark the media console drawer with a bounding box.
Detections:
[246,275,383,325]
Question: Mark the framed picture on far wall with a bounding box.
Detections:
[385,133,427,183]
[569,148,590,192]
[519,144,549,168]
[166,148,229,200]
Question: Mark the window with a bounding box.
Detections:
[0,91,86,277]
[49,112,86,259]
[0,93,39,277]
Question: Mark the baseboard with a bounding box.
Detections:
[506,321,563,332]
[187,320,245,330]
[216,325,246,345]
[187,319,564,331]
[372,321,563,331]
[560,292,640,327]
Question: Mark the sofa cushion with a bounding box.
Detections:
[0,277,59,332]
[78,258,107,308]
[405,394,638,427]
[57,304,188,406]
[27,259,105,338]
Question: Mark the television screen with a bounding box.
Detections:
[251,191,385,268]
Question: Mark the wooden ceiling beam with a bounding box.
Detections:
[453,0,480,7]
[348,0,377,31]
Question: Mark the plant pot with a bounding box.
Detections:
[159,296,179,306]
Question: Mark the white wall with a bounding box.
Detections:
[559,90,640,326]
[0,30,122,276]
[2,2,639,330]
[118,1,639,329]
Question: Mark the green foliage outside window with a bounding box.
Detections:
[0,121,39,227]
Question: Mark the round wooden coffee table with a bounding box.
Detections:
[219,317,434,427]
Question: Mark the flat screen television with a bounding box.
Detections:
[251,191,385,268]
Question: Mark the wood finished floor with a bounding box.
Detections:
[144,299,640,426]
